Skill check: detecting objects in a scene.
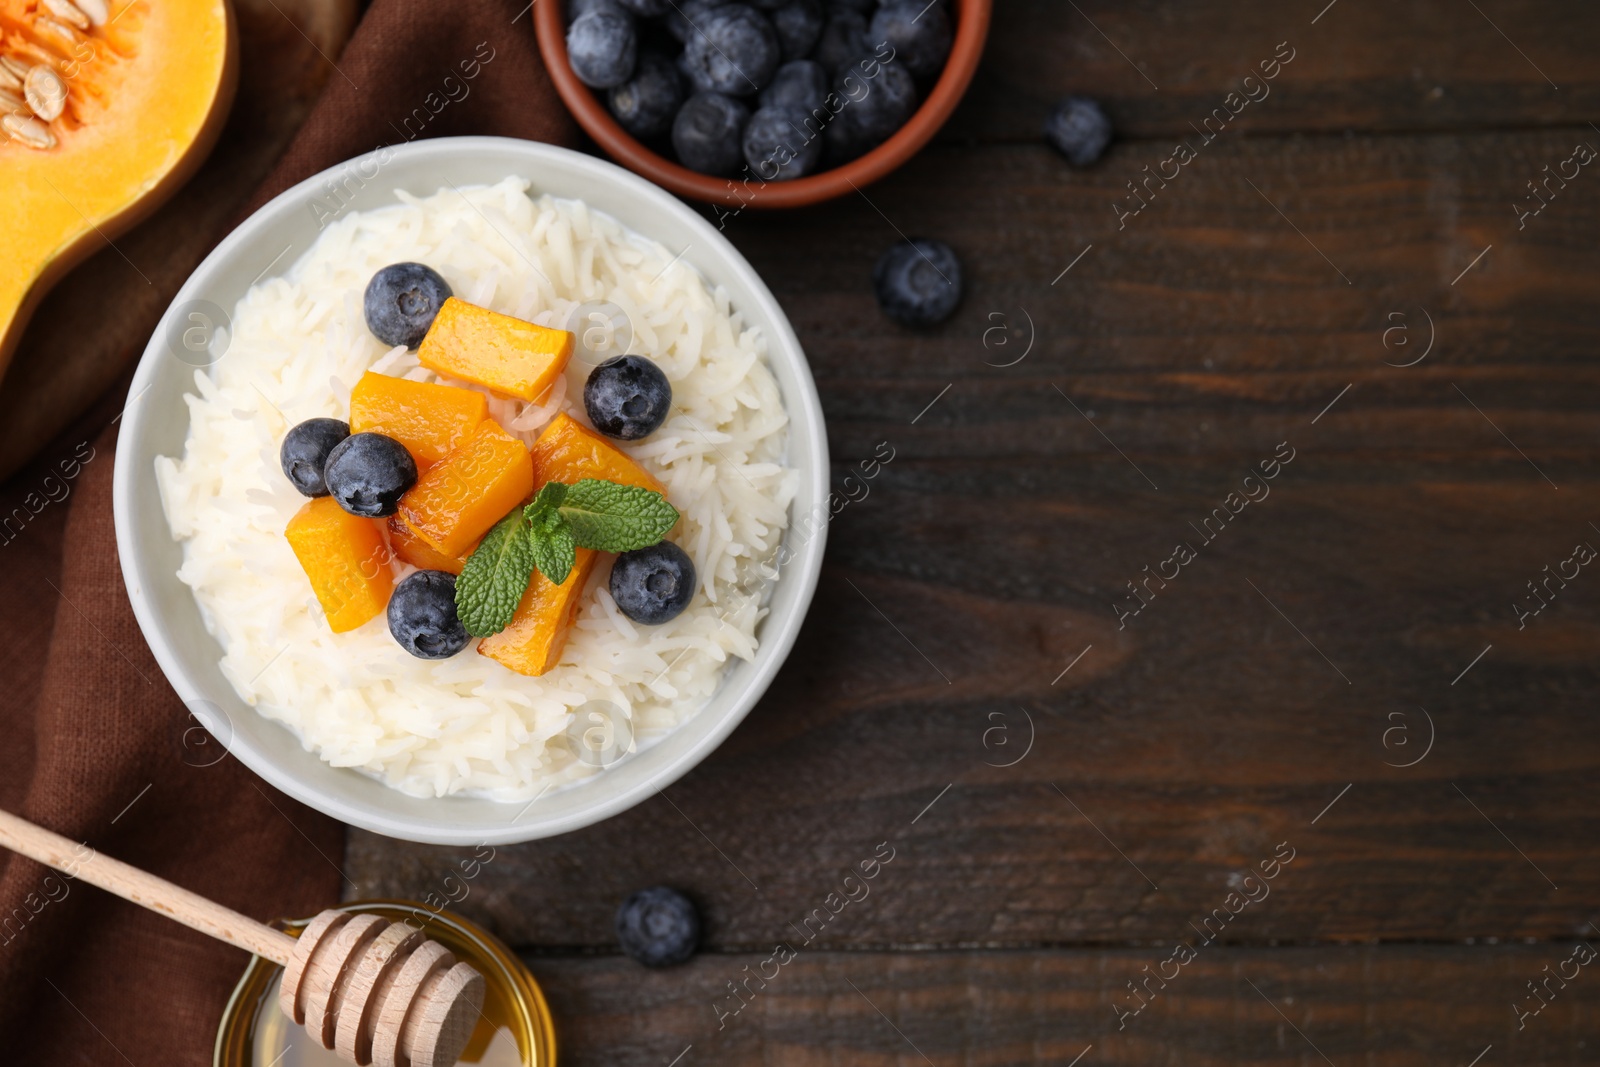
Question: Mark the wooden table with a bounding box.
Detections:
[351,2,1600,1062]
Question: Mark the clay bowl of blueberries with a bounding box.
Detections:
[534,0,992,208]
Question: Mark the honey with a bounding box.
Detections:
[215,900,556,1067]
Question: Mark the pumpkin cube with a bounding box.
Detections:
[529,413,663,494]
[398,421,534,558]
[348,371,487,468]
[387,515,474,575]
[478,548,599,676]
[418,298,574,402]
[285,497,393,633]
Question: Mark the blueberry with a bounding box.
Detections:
[681,5,779,95]
[615,886,700,968]
[665,0,731,42]
[1044,95,1113,166]
[566,0,624,24]
[872,237,963,327]
[609,50,684,140]
[323,432,417,517]
[387,571,470,659]
[812,9,867,73]
[869,0,951,80]
[568,10,638,89]
[615,0,671,14]
[363,263,452,349]
[280,418,349,497]
[828,54,917,160]
[827,0,876,12]
[584,355,673,440]
[770,0,823,60]
[610,542,696,624]
[760,59,827,112]
[743,106,823,179]
[672,92,751,175]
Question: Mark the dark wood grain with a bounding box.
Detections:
[528,945,1600,1066]
[948,0,1600,142]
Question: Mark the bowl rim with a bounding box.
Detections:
[112,135,829,844]
[534,0,993,209]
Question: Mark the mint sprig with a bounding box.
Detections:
[553,479,680,553]
[455,509,537,638]
[454,478,679,638]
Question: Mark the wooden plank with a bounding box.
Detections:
[525,944,1600,1066]
[947,0,1600,142]
[351,126,1600,947]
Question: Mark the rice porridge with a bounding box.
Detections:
[155,177,797,802]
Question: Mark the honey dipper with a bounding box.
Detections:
[0,807,485,1067]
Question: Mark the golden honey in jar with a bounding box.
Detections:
[215,900,555,1067]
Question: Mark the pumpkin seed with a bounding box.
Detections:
[0,61,21,93]
[3,113,56,149]
[0,87,27,115]
[41,0,90,31]
[75,0,109,26]
[0,57,32,84]
[33,17,81,47]
[24,67,65,122]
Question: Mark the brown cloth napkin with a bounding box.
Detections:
[0,0,576,1059]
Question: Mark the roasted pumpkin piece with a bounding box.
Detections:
[529,413,664,494]
[398,421,535,558]
[478,548,598,676]
[417,298,574,402]
[348,371,487,467]
[285,497,393,633]
[387,515,474,575]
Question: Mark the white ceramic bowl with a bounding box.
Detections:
[113,137,828,845]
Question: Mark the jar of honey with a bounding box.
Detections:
[214,900,556,1067]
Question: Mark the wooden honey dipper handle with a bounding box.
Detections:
[0,807,485,1067]
[0,805,295,964]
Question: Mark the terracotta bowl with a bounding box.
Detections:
[534,0,993,208]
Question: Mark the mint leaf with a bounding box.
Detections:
[558,478,678,553]
[455,508,536,638]
[524,481,568,527]
[528,522,577,586]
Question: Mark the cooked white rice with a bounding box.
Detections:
[155,177,797,801]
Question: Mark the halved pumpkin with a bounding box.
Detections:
[0,0,237,371]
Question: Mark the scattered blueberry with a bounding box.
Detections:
[387,571,470,660]
[760,58,827,111]
[665,0,731,42]
[680,5,779,95]
[770,0,823,61]
[1044,95,1113,166]
[584,355,673,440]
[610,542,696,624]
[280,418,349,497]
[826,0,876,13]
[869,0,951,81]
[744,106,823,179]
[615,886,700,968]
[609,50,684,139]
[828,54,917,160]
[872,237,963,328]
[568,9,639,89]
[616,0,672,14]
[811,9,867,73]
[672,92,751,175]
[322,432,417,517]
[363,263,452,349]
